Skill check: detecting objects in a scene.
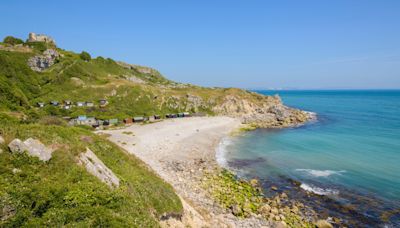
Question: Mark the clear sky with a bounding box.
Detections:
[1,0,400,89]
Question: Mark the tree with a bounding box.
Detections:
[80,51,91,62]
[3,36,24,45]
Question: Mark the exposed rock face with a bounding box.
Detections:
[78,148,120,188]
[28,49,60,72]
[8,138,53,161]
[212,94,314,128]
[28,32,55,44]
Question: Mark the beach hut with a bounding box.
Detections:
[165,114,171,118]
[86,101,94,107]
[76,101,85,107]
[109,118,118,125]
[50,101,59,106]
[86,117,97,125]
[154,115,161,120]
[133,117,144,122]
[103,120,110,126]
[37,102,45,108]
[64,100,72,106]
[183,112,190,117]
[124,118,133,124]
[63,105,71,110]
[99,99,108,107]
[170,114,177,118]
[177,113,184,118]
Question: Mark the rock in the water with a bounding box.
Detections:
[8,138,53,161]
[78,148,120,188]
[315,220,333,228]
[8,139,28,154]
[0,135,4,144]
[23,138,53,162]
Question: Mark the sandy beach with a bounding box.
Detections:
[99,117,274,227]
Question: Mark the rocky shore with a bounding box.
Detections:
[99,116,333,227]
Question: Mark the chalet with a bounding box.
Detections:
[50,101,59,106]
[86,102,94,107]
[37,102,45,108]
[76,101,85,107]
[109,119,118,125]
[64,100,72,105]
[133,117,144,122]
[124,118,133,124]
[99,99,108,107]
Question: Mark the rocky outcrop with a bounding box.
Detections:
[78,148,120,188]
[8,138,53,161]
[28,49,60,72]
[212,94,314,128]
[28,32,55,44]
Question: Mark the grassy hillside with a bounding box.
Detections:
[0,114,182,227]
[0,38,280,121]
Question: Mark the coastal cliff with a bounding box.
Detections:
[0,33,312,128]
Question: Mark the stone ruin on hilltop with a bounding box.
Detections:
[28,32,55,44]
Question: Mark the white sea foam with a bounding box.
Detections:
[215,137,232,168]
[300,183,339,195]
[296,169,346,177]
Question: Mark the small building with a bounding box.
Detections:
[103,120,110,126]
[64,100,72,105]
[170,114,177,118]
[109,118,118,125]
[37,102,45,108]
[177,113,184,118]
[124,118,133,124]
[154,115,161,120]
[99,99,108,107]
[97,120,104,126]
[64,105,71,110]
[50,101,59,106]
[133,117,144,122]
[86,117,97,125]
[76,101,85,107]
[183,112,190,117]
[86,102,94,107]
[78,115,87,121]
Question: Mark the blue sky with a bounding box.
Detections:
[1,0,400,89]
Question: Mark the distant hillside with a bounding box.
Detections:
[0,34,311,127]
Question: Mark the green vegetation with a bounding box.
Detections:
[0,115,182,227]
[3,36,24,45]
[79,51,91,62]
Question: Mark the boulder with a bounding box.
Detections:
[8,138,53,162]
[23,138,53,162]
[315,220,333,228]
[8,139,28,154]
[78,148,120,188]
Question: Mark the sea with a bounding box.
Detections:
[217,90,400,227]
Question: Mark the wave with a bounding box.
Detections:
[300,183,339,195]
[215,137,232,168]
[296,169,346,177]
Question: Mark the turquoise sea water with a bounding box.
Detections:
[222,90,400,226]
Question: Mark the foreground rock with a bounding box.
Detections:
[8,138,53,162]
[78,148,120,188]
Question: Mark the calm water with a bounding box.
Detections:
[220,90,400,227]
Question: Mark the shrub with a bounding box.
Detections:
[3,36,24,45]
[80,51,91,62]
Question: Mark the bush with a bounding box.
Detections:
[80,51,91,62]
[3,36,24,45]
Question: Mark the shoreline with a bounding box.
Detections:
[99,116,320,227]
[99,117,278,227]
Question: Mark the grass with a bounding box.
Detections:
[0,116,182,227]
